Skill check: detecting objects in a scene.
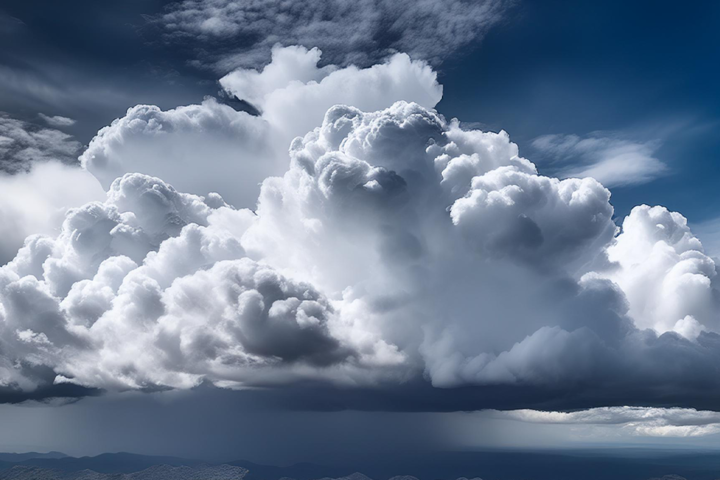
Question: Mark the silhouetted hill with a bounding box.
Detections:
[0,464,247,480]
[316,473,373,480]
[2,450,720,480]
[0,453,67,463]
[17,453,204,474]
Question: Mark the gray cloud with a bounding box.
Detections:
[0,113,81,174]
[0,2,225,152]
[38,113,76,128]
[153,0,510,72]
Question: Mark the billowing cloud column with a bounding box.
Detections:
[2,58,720,410]
[81,46,443,209]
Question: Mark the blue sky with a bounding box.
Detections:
[439,0,720,222]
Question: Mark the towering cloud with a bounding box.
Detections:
[81,46,442,209]
[2,49,720,411]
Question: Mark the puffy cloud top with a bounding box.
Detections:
[81,47,442,209]
[602,205,718,336]
[0,173,370,392]
[81,98,273,208]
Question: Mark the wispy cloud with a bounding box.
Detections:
[531,132,667,187]
[38,113,76,128]
[0,113,81,173]
[498,407,720,437]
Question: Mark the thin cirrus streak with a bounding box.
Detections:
[531,132,668,187]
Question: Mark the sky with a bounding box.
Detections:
[1,0,720,465]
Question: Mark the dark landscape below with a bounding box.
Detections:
[1,450,720,480]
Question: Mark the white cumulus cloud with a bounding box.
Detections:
[2,51,720,411]
[81,46,442,209]
[601,205,719,337]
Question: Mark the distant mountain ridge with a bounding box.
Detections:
[0,451,719,480]
[0,464,248,480]
[229,460,349,480]
[0,453,351,480]
[315,473,373,480]
[8,453,205,474]
[0,453,67,463]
